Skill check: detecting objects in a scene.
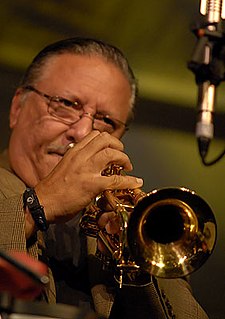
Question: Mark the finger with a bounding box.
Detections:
[95,174,143,193]
[67,132,125,162]
[98,211,118,227]
[108,174,143,189]
[89,131,125,152]
[92,148,133,173]
[65,130,101,155]
[105,217,120,234]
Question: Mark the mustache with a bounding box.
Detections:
[47,142,75,156]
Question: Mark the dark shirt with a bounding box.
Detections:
[44,213,94,312]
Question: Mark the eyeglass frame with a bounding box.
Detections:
[22,85,129,133]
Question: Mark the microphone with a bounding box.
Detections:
[200,0,225,23]
[196,81,215,159]
[195,0,225,159]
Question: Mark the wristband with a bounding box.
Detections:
[23,188,49,232]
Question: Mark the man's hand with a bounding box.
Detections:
[35,131,143,225]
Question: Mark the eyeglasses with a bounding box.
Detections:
[23,85,128,134]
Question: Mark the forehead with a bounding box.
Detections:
[37,53,132,102]
[39,53,129,85]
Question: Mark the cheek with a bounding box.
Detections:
[26,121,66,164]
[10,117,67,169]
[13,118,52,152]
[18,111,66,147]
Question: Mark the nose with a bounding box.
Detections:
[66,112,94,142]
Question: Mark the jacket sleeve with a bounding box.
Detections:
[0,166,56,302]
[0,167,38,258]
[156,277,209,319]
[89,252,173,319]
[88,248,209,319]
[109,280,170,319]
[109,277,209,319]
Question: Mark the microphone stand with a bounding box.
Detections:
[188,0,225,165]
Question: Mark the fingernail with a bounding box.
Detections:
[136,178,143,184]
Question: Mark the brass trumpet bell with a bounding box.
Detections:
[127,187,217,278]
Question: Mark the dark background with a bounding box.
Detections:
[0,1,224,318]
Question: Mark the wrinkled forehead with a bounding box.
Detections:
[36,52,130,82]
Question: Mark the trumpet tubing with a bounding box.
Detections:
[80,166,217,281]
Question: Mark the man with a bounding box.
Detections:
[0,37,209,318]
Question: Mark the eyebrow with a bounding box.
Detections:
[57,89,84,104]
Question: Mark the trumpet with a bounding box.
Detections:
[80,165,216,287]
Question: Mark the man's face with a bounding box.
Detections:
[8,53,132,186]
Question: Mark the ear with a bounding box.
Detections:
[9,89,24,129]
